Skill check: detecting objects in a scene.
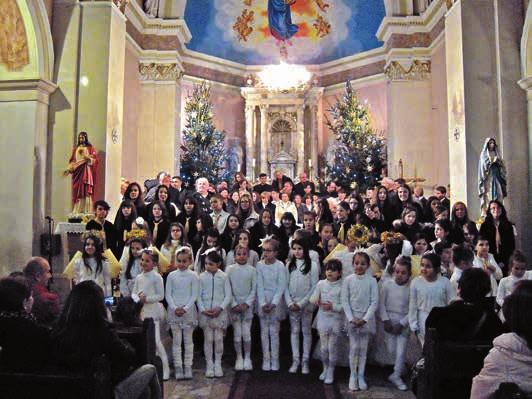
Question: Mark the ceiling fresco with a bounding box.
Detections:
[184,0,385,65]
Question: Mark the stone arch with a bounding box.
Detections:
[0,0,54,81]
[521,0,532,78]
[268,115,297,156]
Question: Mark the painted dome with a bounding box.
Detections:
[184,0,385,65]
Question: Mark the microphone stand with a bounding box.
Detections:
[45,216,54,285]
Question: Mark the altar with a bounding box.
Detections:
[241,86,323,179]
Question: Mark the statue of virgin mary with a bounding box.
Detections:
[478,137,507,214]
[268,0,299,42]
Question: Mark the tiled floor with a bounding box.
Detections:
[163,362,416,399]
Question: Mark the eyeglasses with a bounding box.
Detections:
[240,200,250,203]
[263,248,274,252]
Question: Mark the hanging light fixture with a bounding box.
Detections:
[256,62,311,92]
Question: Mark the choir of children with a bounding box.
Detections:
[69,175,530,391]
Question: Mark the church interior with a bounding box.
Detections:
[1,0,532,397]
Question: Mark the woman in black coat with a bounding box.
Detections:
[479,200,515,274]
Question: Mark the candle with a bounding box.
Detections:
[252,158,256,167]
[237,163,241,171]
[308,159,312,168]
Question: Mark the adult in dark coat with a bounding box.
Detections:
[272,170,293,193]
[253,173,273,195]
[86,200,118,256]
[293,172,315,196]
[479,200,515,274]
[0,277,51,372]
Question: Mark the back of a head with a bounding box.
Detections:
[57,281,107,330]
[23,257,45,283]
[115,297,143,327]
[503,280,532,349]
[0,277,30,313]
[458,268,491,303]
[452,244,474,267]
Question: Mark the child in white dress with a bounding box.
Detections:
[310,259,344,384]
[119,237,145,296]
[226,245,257,371]
[256,238,287,371]
[132,249,169,380]
[379,256,411,391]
[408,252,454,346]
[74,234,112,296]
[198,250,232,377]
[342,252,378,391]
[165,246,199,380]
[496,250,531,308]
[285,239,319,374]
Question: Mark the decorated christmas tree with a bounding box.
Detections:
[180,82,229,187]
[325,81,386,191]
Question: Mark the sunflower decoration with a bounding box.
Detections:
[380,231,406,246]
[347,224,370,247]
[125,229,149,242]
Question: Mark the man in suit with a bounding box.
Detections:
[434,185,450,211]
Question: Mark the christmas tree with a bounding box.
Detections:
[325,81,386,191]
[180,82,229,187]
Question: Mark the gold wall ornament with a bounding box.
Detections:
[138,62,182,81]
[0,0,30,71]
[384,60,431,81]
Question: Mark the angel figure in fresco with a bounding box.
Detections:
[233,9,255,42]
[64,132,98,215]
[268,0,299,58]
[478,137,507,214]
[313,15,331,38]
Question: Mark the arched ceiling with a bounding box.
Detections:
[184,0,385,65]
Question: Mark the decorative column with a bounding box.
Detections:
[137,63,181,184]
[245,105,255,176]
[260,104,269,174]
[296,107,305,176]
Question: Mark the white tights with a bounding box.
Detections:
[259,318,280,361]
[319,332,339,367]
[393,334,408,376]
[203,327,224,366]
[348,331,369,376]
[289,311,313,362]
[170,325,194,368]
[233,319,252,358]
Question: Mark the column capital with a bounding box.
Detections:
[385,60,431,81]
[259,104,269,111]
[139,62,182,82]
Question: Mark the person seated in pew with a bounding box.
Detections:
[0,277,51,372]
[426,267,503,342]
[51,281,162,399]
[471,280,532,399]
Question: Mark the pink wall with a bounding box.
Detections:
[321,81,388,153]
[180,81,245,147]
[122,45,140,180]
[430,42,450,186]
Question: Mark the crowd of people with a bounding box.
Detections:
[1,169,531,398]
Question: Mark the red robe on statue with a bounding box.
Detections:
[68,144,97,213]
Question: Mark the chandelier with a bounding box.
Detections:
[255,62,312,92]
